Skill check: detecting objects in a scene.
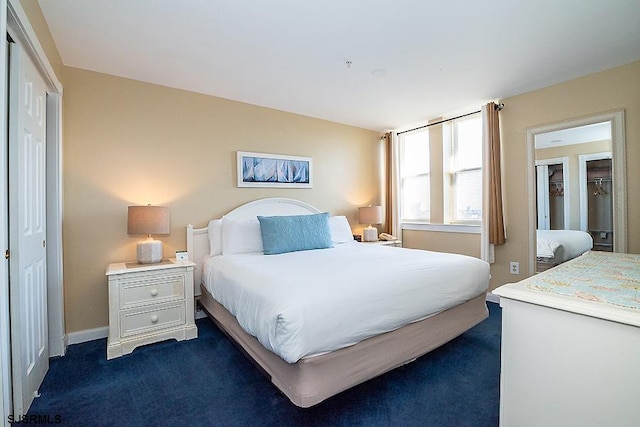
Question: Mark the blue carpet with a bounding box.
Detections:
[29,302,501,426]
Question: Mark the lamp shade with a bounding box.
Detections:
[358,206,382,225]
[127,205,170,236]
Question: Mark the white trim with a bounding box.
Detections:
[526,111,627,274]
[402,222,481,234]
[7,0,61,93]
[46,93,65,357]
[0,0,11,421]
[480,105,491,263]
[67,327,109,346]
[526,127,538,276]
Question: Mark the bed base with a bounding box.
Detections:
[199,286,488,407]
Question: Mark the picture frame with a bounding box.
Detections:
[237,151,313,188]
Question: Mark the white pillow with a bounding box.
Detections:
[207,219,223,256]
[329,216,354,244]
[222,218,264,255]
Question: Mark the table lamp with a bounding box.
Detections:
[358,205,382,242]
[127,205,170,264]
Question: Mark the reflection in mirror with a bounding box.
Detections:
[534,122,611,272]
[527,111,627,276]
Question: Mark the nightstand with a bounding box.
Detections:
[105,259,198,359]
[361,240,402,248]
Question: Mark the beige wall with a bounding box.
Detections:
[19,0,63,78]
[62,67,381,333]
[16,1,640,329]
[493,60,640,291]
[403,230,480,258]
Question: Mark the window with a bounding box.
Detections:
[398,113,483,232]
[399,130,430,221]
[446,115,483,224]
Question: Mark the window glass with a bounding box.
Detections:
[455,118,483,170]
[401,131,429,177]
[451,116,482,223]
[402,175,430,221]
[453,169,482,221]
[400,130,429,221]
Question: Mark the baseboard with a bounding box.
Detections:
[68,311,208,345]
[67,326,109,345]
[486,292,500,304]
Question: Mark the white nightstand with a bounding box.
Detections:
[105,258,198,359]
[361,240,402,248]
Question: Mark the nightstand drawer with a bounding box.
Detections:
[119,275,185,309]
[106,259,197,359]
[120,303,186,337]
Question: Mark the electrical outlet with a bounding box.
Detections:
[510,261,520,275]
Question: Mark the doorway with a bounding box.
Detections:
[580,154,613,251]
[1,0,65,419]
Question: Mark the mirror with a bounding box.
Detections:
[526,111,627,275]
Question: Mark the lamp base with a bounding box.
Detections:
[363,226,378,242]
[137,239,163,264]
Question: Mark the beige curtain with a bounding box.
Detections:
[383,132,399,237]
[486,102,506,245]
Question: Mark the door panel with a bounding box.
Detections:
[8,42,48,417]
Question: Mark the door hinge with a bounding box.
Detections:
[4,249,8,260]
[43,240,46,248]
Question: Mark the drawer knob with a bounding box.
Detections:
[150,289,158,297]
[150,315,159,324]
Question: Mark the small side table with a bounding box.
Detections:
[105,259,197,359]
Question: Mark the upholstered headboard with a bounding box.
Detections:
[186,197,321,296]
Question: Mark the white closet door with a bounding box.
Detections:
[535,165,550,230]
[8,41,49,416]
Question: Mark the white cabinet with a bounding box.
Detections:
[106,259,197,359]
[497,297,640,427]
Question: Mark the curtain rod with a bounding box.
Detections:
[396,102,503,136]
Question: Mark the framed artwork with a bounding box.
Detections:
[237,151,313,188]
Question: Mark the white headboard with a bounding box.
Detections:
[186,198,321,296]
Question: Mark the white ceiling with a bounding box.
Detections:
[535,122,611,149]
[38,0,640,132]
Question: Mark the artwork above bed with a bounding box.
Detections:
[186,197,490,407]
[237,151,312,188]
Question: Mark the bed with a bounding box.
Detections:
[536,229,593,271]
[494,251,640,426]
[187,197,490,407]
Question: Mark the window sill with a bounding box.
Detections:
[402,222,481,234]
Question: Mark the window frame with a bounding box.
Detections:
[445,114,483,226]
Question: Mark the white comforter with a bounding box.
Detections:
[536,229,593,262]
[203,242,489,363]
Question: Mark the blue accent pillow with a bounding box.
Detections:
[257,212,332,255]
